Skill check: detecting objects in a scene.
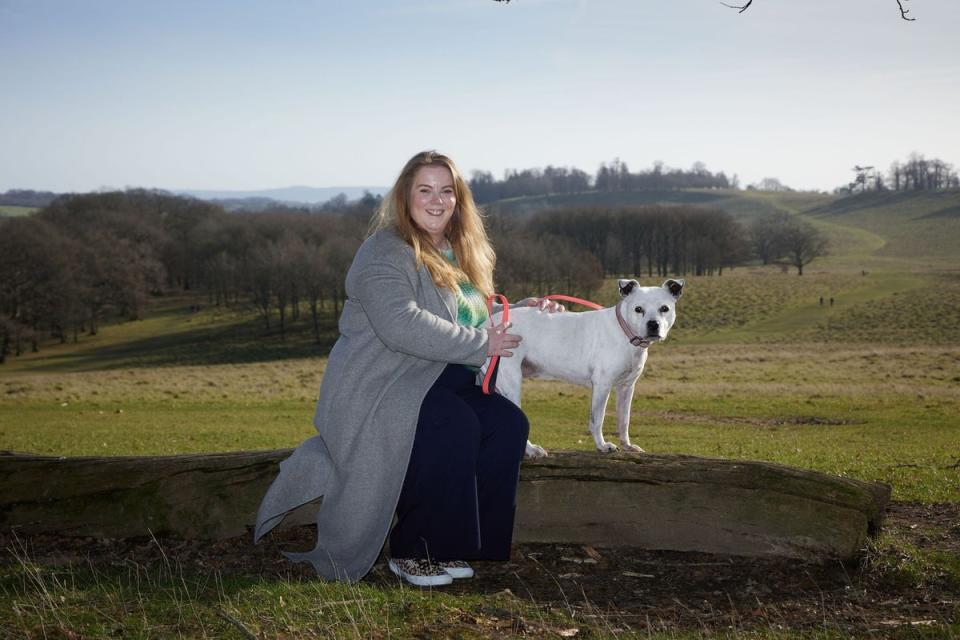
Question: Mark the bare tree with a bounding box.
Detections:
[748,213,789,265]
[749,177,792,192]
[247,243,276,331]
[780,219,828,276]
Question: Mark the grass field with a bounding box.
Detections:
[0,205,37,217]
[2,189,959,638]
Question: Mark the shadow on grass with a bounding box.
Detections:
[23,315,340,372]
[806,189,960,218]
[921,203,960,219]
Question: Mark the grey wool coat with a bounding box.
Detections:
[253,228,494,582]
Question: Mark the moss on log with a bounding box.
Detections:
[0,449,889,562]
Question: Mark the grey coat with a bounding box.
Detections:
[253,228,492,582]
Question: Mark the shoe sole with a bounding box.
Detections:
[443,566,474,579]
[388,559,453,587]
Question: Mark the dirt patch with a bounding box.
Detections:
[3,502,958,635]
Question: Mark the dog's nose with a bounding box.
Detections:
[646,320,660,335]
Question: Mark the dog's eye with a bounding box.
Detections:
[634,306,644,314]
[659,305,670,313]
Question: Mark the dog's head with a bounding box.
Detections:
[617,278,683,347]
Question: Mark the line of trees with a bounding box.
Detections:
[469,160,735,203]
[843,153,959,194]
[523,205,749,279]
[0,189,59,208]
[0,190,369,361]
[595,159,736,192]
[1,189,832,362]
[469,166,592,203]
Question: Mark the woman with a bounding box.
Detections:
[254,151,560,586]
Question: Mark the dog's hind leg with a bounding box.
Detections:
[588,381,617,453]
[615,379,644,453]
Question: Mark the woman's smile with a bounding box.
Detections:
[409,165,456,247]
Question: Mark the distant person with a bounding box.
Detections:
[819,296,824,306]
[830,297,835,306]
[253,150,562,586]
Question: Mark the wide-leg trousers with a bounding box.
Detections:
[389,363,530,561]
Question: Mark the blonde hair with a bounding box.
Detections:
[370,150,496,297]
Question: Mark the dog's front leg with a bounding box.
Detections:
[495,356,548,459]
[615,379,644,453]
[588,381,617,452]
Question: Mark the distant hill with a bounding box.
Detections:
[177,185,388,207]
[485,187,960,268]
[486,188,832,220]
[801,189,960,265]
[0,189,59,208]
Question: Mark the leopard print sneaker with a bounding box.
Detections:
[388,557,453,587]
[439,560,474,579]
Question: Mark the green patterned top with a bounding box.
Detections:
[441,249,489,329]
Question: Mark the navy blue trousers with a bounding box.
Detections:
[389,364,530,561]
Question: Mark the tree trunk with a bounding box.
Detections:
[0,450,889,562]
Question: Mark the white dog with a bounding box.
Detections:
[487,279,683,457]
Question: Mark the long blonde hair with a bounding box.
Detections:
[370,150,496,297]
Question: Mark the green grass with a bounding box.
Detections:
[4,341,958,502]
[802,190,960,267]
[0,205,37,217]
[866,530,960,591]
[0,542,585,639]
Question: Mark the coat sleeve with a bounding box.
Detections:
[349,257,489,367]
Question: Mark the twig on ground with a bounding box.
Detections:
[216,608,259,640]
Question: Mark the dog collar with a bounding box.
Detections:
[615,303,650,348]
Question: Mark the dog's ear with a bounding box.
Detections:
[663,279,684,299]
[618,279,638,297]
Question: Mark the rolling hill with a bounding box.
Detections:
[487,188,960,269]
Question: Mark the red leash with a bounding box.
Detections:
[481,293,602,395]
[482,294,509,395]
[541,294,603,311]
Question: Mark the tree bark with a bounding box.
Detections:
[0,450,889,562]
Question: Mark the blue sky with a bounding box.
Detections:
[1,0,957,194]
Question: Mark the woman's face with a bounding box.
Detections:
[409,165,456,247]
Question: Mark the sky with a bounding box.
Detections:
[1,0,958,195]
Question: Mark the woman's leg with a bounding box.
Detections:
[390,365,530,562]
[456,385,530,560]
[389,370,484,561]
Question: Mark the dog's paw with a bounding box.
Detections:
[621,443,646,453]
[597,442,619,453]
[525,442,549,458]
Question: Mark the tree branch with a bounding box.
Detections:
[720,0,753,14]
[897,0,916,21]
[723,0,916,20]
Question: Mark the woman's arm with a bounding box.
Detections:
[350,258,490,366]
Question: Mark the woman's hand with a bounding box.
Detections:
[486,321,522,357]
[521,297,566,313]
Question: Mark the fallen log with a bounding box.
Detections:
[0,449,889,562]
